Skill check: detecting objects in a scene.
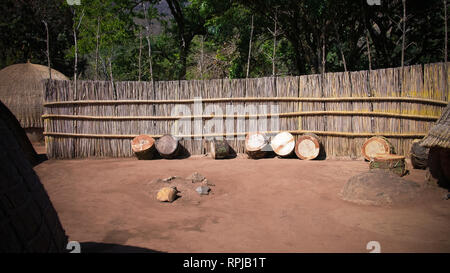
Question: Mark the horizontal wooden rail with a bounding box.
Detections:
[42,111,440,121]
[43,130,427,139]
[43,96,449,106]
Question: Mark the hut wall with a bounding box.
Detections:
[43,63,449,159]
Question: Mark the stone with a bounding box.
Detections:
[196,185,210,195]
[201,179,214,186]
[162,176,177,182]
[157,187,178,202]
[339,169,421,206]
[187,172,206,183]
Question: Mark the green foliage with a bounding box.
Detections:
[1,0,447,81]
[0,0,74,75]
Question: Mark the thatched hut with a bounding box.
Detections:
[0,100,39,165]
[421,103,450,187]
[0,62,68,142]
[0,104,68,252]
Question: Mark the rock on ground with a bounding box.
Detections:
[147,172,213,205]
[156,187,178,202]
[187,172,206,183]
[339,169,422,206]
[196,185,210,195]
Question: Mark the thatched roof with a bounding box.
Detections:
[0,100,39,165]
[0,109,68,252]
[421,103,450,149]
[0,62,68,128]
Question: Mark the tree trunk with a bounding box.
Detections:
[73,18,78,94]
[108,57,115,96]
[333,21,347,72]
[179,38,189,80]
[146,34,153,81]
[73,9,84,95]
[138,26,142,82]
[270,132,295,157]
[321,28,326,75]
[166,0,189,80]
[108,57,113,80]
[366,32,372,71]
[245,132,269,159]
[200,35,204,79]
[143,3,154,81]
[295,133,321,160]
[401,0,406,69]
[95,16,101,80]
[246,15,254,78]
[444,0,448,98]
[272,12,277,77]
[131,135,156,160]
[210,138,231,159]
[369,154,407,177]
[155,134,180,159]
[361,136,395,161]
[43,20,51,80]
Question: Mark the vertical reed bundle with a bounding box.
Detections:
[371,67,402,155]
[349,70,372,158]
[323,72,353,157]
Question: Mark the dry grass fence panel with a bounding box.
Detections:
[371,67,403,155]
[401,64,426,156]
[424,62,449,104]
[277,76,298,134]
[227,78,246,153]
[201,79,222,154]
[44,80,75,159]
[323,72,354,158]
[156,80,172,136]
[43,63,448,159]
[298,74,322,133]
[349,70,372,158]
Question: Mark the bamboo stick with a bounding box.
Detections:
[44,130,427,139]
[42,111,440,121]
[43,96,449,106]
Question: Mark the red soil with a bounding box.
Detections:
[33,144,450,253]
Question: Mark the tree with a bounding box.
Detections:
[246,15,254,78]
[444,0,448,98]
[267,7,282,76]
[72,7,85,94]
[70,0,136,80]
[401,0,407,69]
[3,0,447,81]
[166,0,208,79]
[0,0,74,75]
[143,2,154,81]
[42,20,51,79]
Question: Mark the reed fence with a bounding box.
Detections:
[43,62,449,159]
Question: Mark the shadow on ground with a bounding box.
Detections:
[79,242,165,253]
[33,153,48,166]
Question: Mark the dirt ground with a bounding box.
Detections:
[32,144,450,253]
